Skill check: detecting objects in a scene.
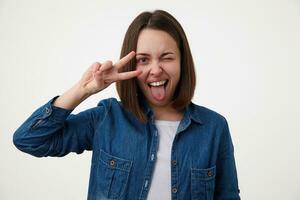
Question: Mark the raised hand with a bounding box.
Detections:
[79,51,141,95]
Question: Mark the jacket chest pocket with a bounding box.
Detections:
[191,166,216,200]
[97,150,132,199]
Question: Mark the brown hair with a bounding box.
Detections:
[116,10,196,123]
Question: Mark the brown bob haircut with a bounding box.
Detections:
[116,10,196,123]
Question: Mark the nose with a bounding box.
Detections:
[149,62,163,76]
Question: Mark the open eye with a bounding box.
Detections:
[136,57,148,65]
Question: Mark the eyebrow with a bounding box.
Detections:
[136,53,149,57]
[136,52,174,57]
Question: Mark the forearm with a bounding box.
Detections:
[13,97,73,157]
[13,96,97,157]
[53,82,91,110]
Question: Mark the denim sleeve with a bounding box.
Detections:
[13,96,105,157]
[214,119,241,200]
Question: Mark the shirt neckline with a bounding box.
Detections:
[154,120,181,126]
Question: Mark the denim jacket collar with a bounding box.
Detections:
[140,99,203,125]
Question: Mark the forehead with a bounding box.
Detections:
[136,29,179,55]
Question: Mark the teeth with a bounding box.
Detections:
[149,80,167,87]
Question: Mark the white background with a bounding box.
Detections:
[1,0,300,199]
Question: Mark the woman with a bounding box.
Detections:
[13,10,240,200]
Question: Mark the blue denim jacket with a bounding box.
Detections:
[13,96,240,200]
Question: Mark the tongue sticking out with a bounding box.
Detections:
[150,85,166,101]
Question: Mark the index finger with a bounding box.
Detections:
[114,51,136,69]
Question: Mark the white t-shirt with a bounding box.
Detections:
[147,120,180,200]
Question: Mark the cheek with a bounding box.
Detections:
[136,74,146,89]
[166,63,181,80]
[136,67,147,82]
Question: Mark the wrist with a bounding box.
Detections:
[73,82,92,101]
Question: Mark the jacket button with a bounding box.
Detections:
[110,160,115,167]
[151,154,155,161]
[207,170,213,177]
[45,107,51,114]
[172,187,177,193]
[171,160,177,166]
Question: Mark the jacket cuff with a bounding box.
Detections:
[40,96,73,121]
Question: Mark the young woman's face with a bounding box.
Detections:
[136,29,181,109]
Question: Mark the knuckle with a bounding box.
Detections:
[91,62,100,70]
[101,60,113,69]
[106,60,113,65]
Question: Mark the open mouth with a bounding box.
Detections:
[147,80,168,101]
[148,80,168,88]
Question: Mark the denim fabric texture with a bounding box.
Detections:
[13,96,241,200]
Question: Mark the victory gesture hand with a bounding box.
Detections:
[79,51,141,95]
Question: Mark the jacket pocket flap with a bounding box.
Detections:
[191,165,216,181]
[99,149,132,172]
